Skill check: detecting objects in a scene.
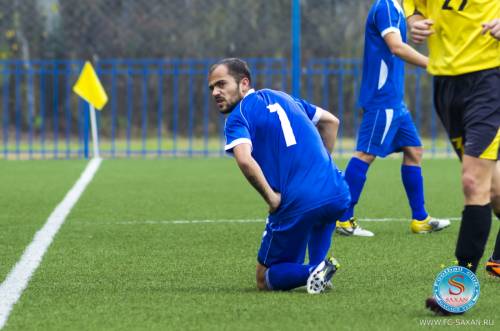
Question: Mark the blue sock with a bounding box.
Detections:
[266,263,313,291]
[308,222,336,265]
[401,165,428,220]
[340,157,370,221]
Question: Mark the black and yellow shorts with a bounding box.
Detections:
[433,67,500,161]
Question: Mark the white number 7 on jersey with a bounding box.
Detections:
[267,103,297,147]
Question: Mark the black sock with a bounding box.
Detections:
[455,204,492,273]
[493,229,500,261]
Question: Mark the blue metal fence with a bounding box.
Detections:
[0,58,451,160]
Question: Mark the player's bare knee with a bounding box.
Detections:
[403,147,423,165]
[462,173,489,202]
[462,173,478,196]
[354,152,375,164]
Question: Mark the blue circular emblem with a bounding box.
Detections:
[433,266,480,313]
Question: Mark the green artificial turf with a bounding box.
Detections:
[1,158,498,330]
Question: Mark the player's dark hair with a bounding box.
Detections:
[209,58,252,84]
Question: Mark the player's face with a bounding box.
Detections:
[208,65,244,114]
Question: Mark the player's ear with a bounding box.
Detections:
[239,77,251,94]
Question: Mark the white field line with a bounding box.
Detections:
[111,217,461,225]
[0,157,102,330]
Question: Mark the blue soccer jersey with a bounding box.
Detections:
[359,0,407,110]
[224,89,348,220]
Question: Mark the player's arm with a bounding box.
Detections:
[294,98,339,154]
[482,19,500,40]
[233,143,281,213]
[315,109,339,155]
[384,31,428,68]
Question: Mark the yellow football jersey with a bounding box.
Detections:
[403,0,423,16]
[403,0,500,76]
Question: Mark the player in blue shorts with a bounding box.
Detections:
[335,0,450,237]
[208,58,351,294]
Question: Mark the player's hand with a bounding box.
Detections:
[410,19,434,44]
[268,192,281,213]
[481,19,500,40]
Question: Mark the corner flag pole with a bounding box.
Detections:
[73,61,108,159]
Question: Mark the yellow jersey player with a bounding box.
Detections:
[403,0,500,315]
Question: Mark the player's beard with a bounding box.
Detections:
[220,101,238,114]
[220,88,242,114]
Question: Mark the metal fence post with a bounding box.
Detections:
[291,0,301,97]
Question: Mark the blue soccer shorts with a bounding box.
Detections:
[356,106,422,157]
[257,193,350,267]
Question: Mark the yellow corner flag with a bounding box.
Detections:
[73,61,108,110]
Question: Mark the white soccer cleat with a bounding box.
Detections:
[410,216,450,234]
[336,218,374,237]
[307,257,340,294]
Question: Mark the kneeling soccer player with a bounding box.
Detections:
[208,58,351,293]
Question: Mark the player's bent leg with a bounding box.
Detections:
[308,222,336,265]
[309,196,350,264]
[257,221,311,291]
[265,263,316,291]
[257,207,332,292]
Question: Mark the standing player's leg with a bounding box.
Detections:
[336,152,375,237]
[486,160,500,277]
[426,70,500,315]
[397,113,450,233]
[455,155,495,272]
[401,146,428,221]
[336,109,387,237]
[452,68,500,273]
[342,153,375,222]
